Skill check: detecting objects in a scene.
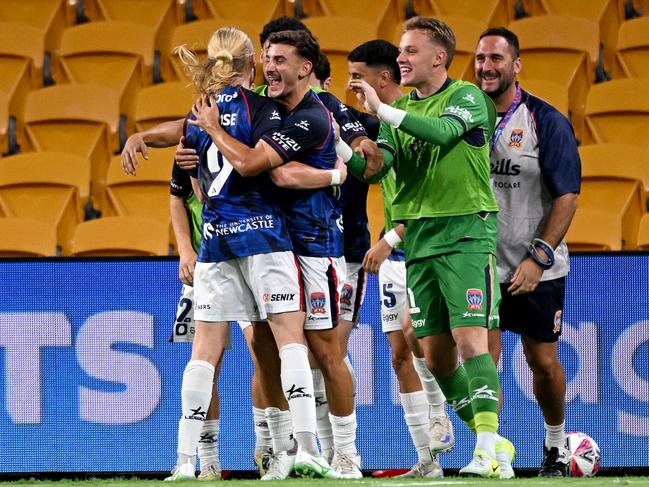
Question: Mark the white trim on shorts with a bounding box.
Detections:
[194,251,301,322]
[378,259,408,334]
[339,261,367,325]
[298,255,346,331]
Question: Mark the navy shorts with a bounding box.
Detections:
[499,277,566,343]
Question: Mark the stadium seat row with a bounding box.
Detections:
[2,0,649,155]
[2,143,649,256]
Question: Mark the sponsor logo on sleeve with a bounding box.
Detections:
[444,105,474,123]
[271,132,301,152]
[270,110,281,121]
[462,93,476,104]
[294,120,310,131]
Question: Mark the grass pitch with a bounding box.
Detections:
[4,477,649,487]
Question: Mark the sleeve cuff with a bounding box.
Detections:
[377,103,407,128]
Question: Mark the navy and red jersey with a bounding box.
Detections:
[317,92,376,263]
[262,90,343,258]
[184,85,292,263]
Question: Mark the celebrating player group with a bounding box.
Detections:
[121,11,580,481]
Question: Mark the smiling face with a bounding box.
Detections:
[397,29,445,88]
[475,35,521,101]
[263,42,311,101]
[348,61,383,93]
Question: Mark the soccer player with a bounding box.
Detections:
[190,30,362,479]
[154,27,341,481]
[475,27,580,477]
[342,17,514,478]
[347,39,452,478]
[254,18,374,474]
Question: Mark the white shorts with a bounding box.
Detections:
[194,251,302,322]
[339,261,366,325]
[298,255,346,331]
[378,259,407,333]
[171,284,233,348]
[171,284,196,343]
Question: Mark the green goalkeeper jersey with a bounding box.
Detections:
[377,79,498,221]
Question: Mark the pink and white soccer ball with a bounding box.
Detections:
[567,432,600,477]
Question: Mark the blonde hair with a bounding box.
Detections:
[404,17,456,68]
[175,27,254,96]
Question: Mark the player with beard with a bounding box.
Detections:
[475,27,580,477]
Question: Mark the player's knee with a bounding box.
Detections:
[526,350,560,376]
[390,347,410,375]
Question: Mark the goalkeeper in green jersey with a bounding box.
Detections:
[339,17,514,478]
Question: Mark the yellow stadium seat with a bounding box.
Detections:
[521,79,570,117]
[580,144,649,203]
[0,0,67,59]
[0,151,90,254]
[636,214,649,250]
[304,16,380,101]
[566,208,623,251]
[59,21,156,120]
[585,79,649,148]
[0,92,7,155]
[95,0,176,82]
[206,0,285,24]
[508,15,600,142]
[103,147,175,225]
[538,0,619,74]
[24,84,121,207]
[135,81,195,132]
[70,216,170,256]
[578,179,643,249]
[0,218,57,257]
[397,0,508,26]
[0,22,46,121]
[170,19,264,81]
[393,15,488,83]
[616,17,649,79]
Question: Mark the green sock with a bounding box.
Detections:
[436,365,476,432]
[464,353,500,433]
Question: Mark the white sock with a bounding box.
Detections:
[330,411,358,456]
[544,421,566,449]
[265,407,294,453]
[198,419,220,470]
[253,406,273,453]
[312,368,334,461]
[177,360,215,467]
[279,343,318,455]
[476,432,498,459]
[412,354,446,416]
[343,356,357,398]
[400,391,433,465]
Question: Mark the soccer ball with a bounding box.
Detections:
[567,432,600,477]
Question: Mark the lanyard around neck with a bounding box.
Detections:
[490,83,522,153]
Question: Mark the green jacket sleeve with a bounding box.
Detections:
[346,148,394,184]
[397,84,491,146]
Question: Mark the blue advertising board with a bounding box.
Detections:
[0,255,647,472]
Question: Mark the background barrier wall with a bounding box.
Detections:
[0,255,647,472]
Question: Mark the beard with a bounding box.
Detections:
[482,74,515,100]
